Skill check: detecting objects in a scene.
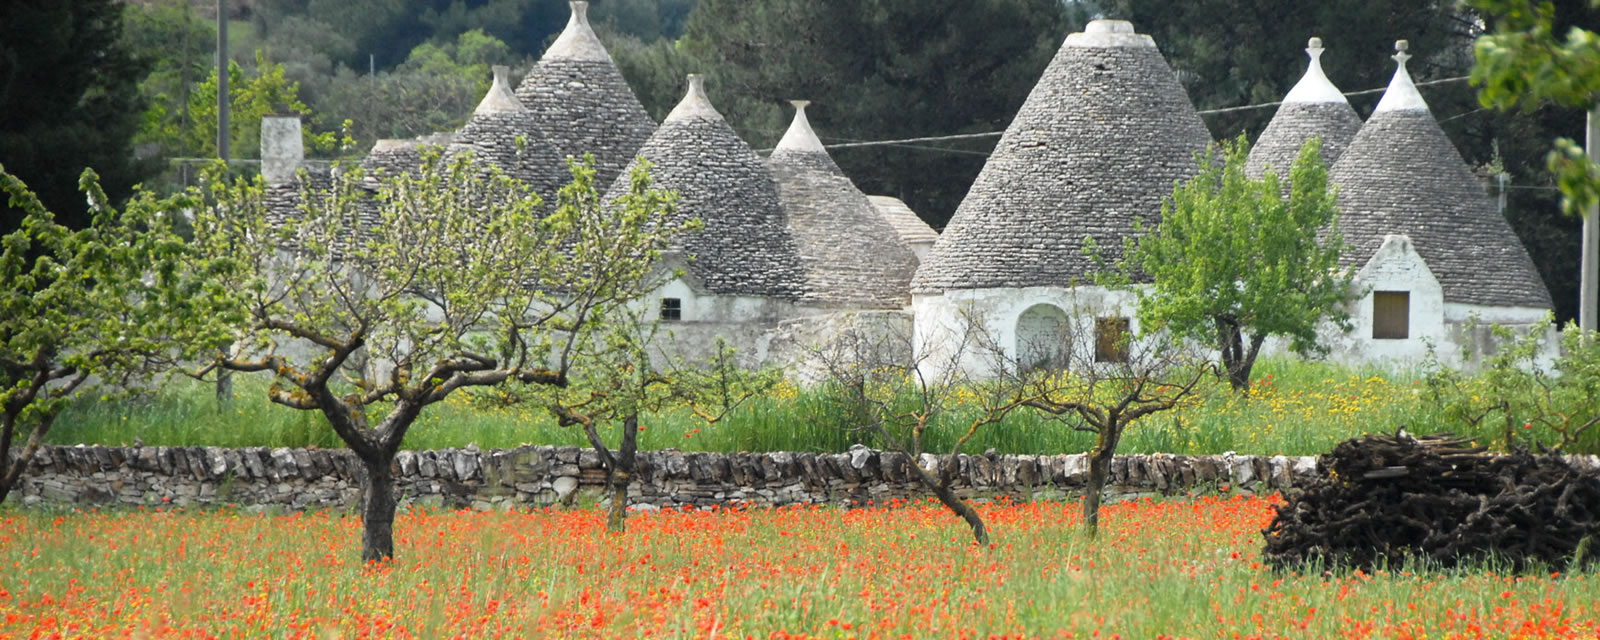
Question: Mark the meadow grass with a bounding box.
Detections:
[2,496,1595,638]
[45,357,1568,456]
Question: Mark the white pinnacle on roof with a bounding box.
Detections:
[543,0,610,63]
[1282,38,1349,104]
[474,65,526,114]
[1373,40,1429,113]
[775,100,827,152]
[665,74,722,122]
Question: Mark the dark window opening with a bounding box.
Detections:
[1372,291,1409,339]
[1095,317,1130,363]
[660,297,682,322]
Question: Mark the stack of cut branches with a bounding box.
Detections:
[1263,429,1600,571]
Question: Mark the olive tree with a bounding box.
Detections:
[0,166,193,504]
[1106,136,1355,393]
[1010,305,1214,537]
[182,152,680,562]
[544,308,777,533]
[812,309,1031,546]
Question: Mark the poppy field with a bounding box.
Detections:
[4,495,1597,639]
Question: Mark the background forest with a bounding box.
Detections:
[2,0,1596,321]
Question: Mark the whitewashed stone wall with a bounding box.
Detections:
[912,285,1140,379]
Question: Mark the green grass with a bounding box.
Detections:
[45,357,1587,455]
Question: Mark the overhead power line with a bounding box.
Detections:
[789,75,1473,155]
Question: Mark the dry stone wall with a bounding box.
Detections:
[11,444,1344,512]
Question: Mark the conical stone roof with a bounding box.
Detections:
[450,66,568,202]
[1246,37,1363,179]
[606,75,806,299]
[515,1,656,190]
[911,20,1214,293]
[867,196,939,249]
[769,101,918,308]
[1329,41,1551,309]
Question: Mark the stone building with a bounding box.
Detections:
[514,1,657,189]
[1323,41,1555,366]
[1245,38,1363,179]
[769,100,919,310]
[604,75,811,364]
[909,19,1214,376]
[867,196,939,262]
[447,65,568,203]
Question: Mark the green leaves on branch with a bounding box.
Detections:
[1106,136,1356,392]
[1469,0,1600,218]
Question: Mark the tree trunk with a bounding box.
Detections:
[932,481,990,546]
[1082,427,1122,538]
[606,414,641,533]
[606,469,630,533]
[0,412,54,506]
[360,455,398,563]
[906,457,990,546]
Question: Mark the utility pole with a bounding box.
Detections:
[216,0,230,165]
[216,0,233,410]
[1583,105,1598,333]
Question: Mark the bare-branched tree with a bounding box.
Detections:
[812,308,1030,546]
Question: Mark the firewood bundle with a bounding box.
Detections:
[1262,430,1600,571]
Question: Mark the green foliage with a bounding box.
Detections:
[1110,136,1356,392]
[0,0,153,233]
[167,52,340,159]
[1470,0,1600,218]
[1425,318,1600,453]
[0,164,198,501]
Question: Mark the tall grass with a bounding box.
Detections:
[46,358,1572,455]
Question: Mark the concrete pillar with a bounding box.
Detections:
[260,116,304,185]
[1582,106,1598,333]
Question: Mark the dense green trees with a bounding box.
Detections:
[0,0,152,233]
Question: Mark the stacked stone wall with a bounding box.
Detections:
[18,444,1596,512]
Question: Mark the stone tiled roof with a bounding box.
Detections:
[910,20,1214,293]
[515,1,656,190]
[867,196,938,247]
[606,76,806,299]
[768,101,918,309]
[1329,42,1551,309]
[1246,38,1363,180]
[449,66,569,203]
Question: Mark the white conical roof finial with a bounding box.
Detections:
[775,100,827,152]
[1374,39,1429,113]
[1282,36,1348,104]
[473,65,526,114]
[665,74,723,122]
[543,1,610,62]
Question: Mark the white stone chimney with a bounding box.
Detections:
[260,116,304,185]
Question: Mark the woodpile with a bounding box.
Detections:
[1263,430,1600,571]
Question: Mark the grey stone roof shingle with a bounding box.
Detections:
[514,1,656,190]
[1246,38,1363,180]
[768,101,918,309]
[449,66,569,203]
[1329,43,1551,309]
[867,196,939,248]
[605,75,806,299]
[910,20,1214,293]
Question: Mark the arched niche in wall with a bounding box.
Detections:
[1016,303,1070,372]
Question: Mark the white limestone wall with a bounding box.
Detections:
[1308,235,1558,371]
[912,285,1140,379]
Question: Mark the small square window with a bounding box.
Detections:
[660,297,682,322]
[1372,291,1409,339]
[1095,317,1130,363]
